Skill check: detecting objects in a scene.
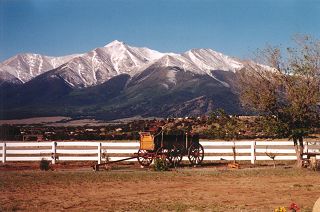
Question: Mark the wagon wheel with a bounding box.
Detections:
[137,149,153,167]
[155,147,170,165]
[188,143,204,165]
[168,145,183,167]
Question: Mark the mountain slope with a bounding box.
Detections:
[49,40,164,88]
[0,41,256,120]
[0,53,80,83]
[0,41,245,88]
[91,64,240,120]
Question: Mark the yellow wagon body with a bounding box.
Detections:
[139,132,155,150]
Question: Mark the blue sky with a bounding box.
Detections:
[1,0,320,62]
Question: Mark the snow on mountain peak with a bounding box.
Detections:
[104,40,125,48]
[0,53,79,83]
[52,41,165,87]
[0,41,249,88]
[148,48,244,80]
[183,48,244,73]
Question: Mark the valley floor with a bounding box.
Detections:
[1,167,320,211]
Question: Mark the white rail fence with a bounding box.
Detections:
[0,141,319,164]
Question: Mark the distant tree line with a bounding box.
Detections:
[0,113,319,141]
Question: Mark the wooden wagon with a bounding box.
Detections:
[137,131,204,167]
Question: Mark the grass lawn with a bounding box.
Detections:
[1,167,320,211]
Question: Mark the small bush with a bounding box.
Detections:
[39,159,50,171]
[153,158,169,171]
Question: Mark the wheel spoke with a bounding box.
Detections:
[156,147,170,164]
[188,143,204,165]
[138,149,153,167]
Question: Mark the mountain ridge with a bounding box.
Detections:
[0,41,254,120]
[0,40,246,88]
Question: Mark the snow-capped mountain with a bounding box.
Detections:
[142,48,244,87]
[149,48,243,74]
[51,41,245,88]
[0,40,245,88]
[183,48,243,74]
[0,41,253,120]
[48,40,164,87]
[0,53,80,83]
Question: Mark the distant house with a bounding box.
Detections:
[85,128,94,132]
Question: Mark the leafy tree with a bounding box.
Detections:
[237,35,320,167]
[253,116,288,138]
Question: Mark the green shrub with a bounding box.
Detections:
[153,158,169,171]
[39,159,50,171]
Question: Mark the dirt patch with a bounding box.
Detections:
[1,167,319,211]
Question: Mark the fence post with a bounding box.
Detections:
[2,142,6,164]
[304,141,308,154]
[251,141,256,164]
[52,141,57,164]
[97,142,101,164]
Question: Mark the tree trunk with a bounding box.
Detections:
[293,137,304,168]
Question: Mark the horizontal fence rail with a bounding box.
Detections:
[1,140,319,164]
